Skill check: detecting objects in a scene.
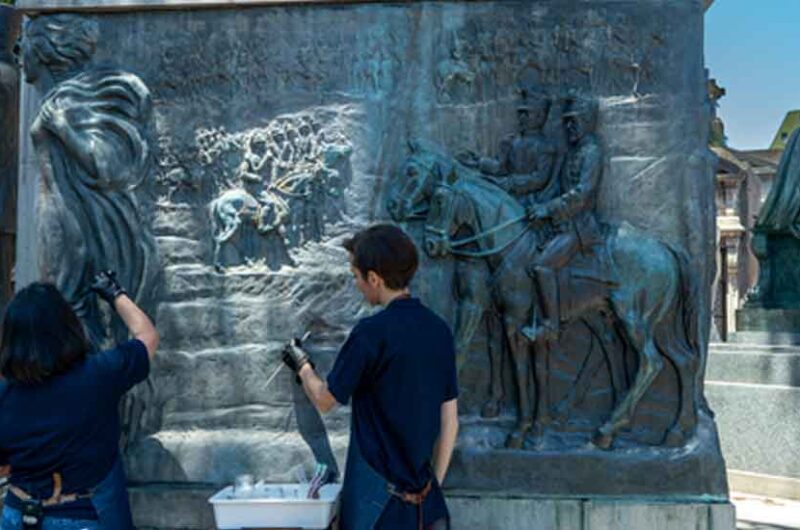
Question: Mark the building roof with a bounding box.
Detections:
[712,146,749,175]
[733,148,782,169]
[770,111,800,150]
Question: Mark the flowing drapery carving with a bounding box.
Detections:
[22,15,159,345]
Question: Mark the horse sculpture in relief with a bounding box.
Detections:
[426,150,699,449]
[392,138,700,450]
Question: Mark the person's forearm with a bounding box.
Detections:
[298,364,337,414]
[433,401,459,485]
[433,422,458,485]
[114,295,159,360]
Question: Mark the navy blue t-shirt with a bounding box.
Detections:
[327,297,458,526]
[0,339,149,519]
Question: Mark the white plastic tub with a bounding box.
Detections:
[209,483,342,529]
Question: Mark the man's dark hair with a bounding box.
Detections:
[0,282,90,385]
[343,224,419,290]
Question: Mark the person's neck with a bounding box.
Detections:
[378,288,410,307]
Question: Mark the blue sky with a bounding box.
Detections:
[705,1,800,150]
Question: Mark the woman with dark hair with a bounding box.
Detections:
[0,271,158,530]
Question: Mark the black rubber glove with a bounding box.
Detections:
[90,270,127,306]
[282,338,314,383]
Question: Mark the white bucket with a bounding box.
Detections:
[209,483,342,529]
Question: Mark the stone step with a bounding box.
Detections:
[706,381,800,481]
[709,342,800,356]
[729,331,800,346]
[707,347,800,387]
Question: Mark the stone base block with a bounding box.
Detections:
[125,486,735,530]
[706,380,800,480]
[448,494,736,530]
[730,331,800,346]
[445,412,728,499]
[728,470,800,501]
[736,308,800,338]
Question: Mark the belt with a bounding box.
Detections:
[387,480,433,530]
[10,472,93,508]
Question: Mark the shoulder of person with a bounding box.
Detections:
[92,339,148,370]
[416,303,454,336]
[352,312,386,337]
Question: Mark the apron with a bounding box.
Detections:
[338,426,391,530]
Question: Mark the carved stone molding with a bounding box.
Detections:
[16,0,708,13]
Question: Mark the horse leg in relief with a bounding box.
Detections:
[481,310,505,419]
[554,322,604,422]
[453,261,490,364]
[662,348,699,446]
[594,315,663,449]
[532,339,551,430]
[454,300,483,365]
[505,319,534,449]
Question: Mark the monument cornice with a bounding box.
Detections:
[15,0,709,14]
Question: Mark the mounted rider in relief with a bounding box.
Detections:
[521,96,604,343]
[458,87,560,209]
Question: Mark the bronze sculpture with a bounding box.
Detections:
[391,95,701,451]
[20,14,159,346]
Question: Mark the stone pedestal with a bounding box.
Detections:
[737,223,800,341]
[448,495,736,530]
[734,308,800,344]
[707,341,800,500]
[124,485,737,530]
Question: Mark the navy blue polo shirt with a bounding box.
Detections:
[327,297,458,527]
[0,339,149,519]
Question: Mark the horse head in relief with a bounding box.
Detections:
[387,140,453,222]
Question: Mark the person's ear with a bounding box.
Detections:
[366,270,382,288]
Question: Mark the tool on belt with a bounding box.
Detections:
[387,480,433,530]
[9,472,93,530]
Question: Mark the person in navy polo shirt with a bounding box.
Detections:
[0,272,158,530]
[282,224,460,530]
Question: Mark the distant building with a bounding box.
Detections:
[769,110,800,151]
[709,80,784,339]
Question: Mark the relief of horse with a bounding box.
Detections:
[387,143,507,418]
[414,145,700,449]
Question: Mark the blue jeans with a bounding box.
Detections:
[1,507,99,530]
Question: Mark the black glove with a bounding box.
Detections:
[282,338,314,383]
[90,270,127,305]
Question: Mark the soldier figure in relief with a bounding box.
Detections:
[458,88,559,209]
[521,96,603,343]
